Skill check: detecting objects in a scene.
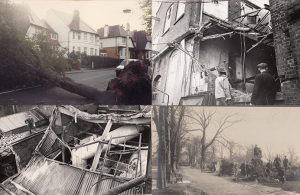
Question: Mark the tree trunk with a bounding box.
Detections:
[24,63,117,104]
[201,147,206,170]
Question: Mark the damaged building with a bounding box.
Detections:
[0,105,151,195]
[152,0,299,105]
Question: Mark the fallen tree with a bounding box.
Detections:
[0,1,151,104]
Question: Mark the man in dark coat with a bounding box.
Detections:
[250,63,276,105]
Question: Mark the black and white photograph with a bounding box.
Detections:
[0,105,151,194]
[152,106,300,194]
[0,0,152,105]
[152,0,300,106]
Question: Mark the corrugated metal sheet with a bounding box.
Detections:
[4,155,142,195]
[0,109,46,134]
[37,130,61,158]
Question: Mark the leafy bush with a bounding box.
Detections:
[0,1,69,91]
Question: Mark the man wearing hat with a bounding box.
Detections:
[251,63,276,105]
[215,67,232,106]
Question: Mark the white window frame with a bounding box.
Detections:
[163,4,173,33]
[175,1,185,22]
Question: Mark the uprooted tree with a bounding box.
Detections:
[185,108,241,170]
[0,1,151,104]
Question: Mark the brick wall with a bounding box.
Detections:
[104,47,119,59]
[228,0,241,22]
[269,0,300,104]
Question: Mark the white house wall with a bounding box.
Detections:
[101,37,134,48]
[45,10,99,55]
[45,10,70,50]
[203,1,228,20]
[26,25,43,38]
[153,39,193,105]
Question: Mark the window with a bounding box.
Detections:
[84,47,87,53]
[119,49,123,57]
[84,32,87,40]
[90,34,94,42]
[122,37,126,44]
[73,32,75,39]
[78,32,81,40]
[163,5,173,33]
[77,47,81,53]
[100,43,103,48]
[95,49,97,56]
[72,46,75,51]
[176,1,185,21]
[90,48,94,55]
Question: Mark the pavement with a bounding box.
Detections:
[152,166,299,195]
[0,68,116,104]
[180,167,298,195]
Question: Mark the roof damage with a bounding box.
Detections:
[0,105,151,195]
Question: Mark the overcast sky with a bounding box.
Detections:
[152,107,300,159]
[13,0,144,31]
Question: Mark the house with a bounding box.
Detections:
[42,20,59,44]
[11,4,46,38]
[269,0,300,104]
[45,9,100,56]
[152,0,276,105]
[131,30,152,60]
[97,25,135,59]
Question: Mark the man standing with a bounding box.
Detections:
[215,68,232,106]
[251,63,276,105]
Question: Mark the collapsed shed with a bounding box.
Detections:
[0,106,151,195]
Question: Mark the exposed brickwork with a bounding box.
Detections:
[104,47,119,59]
[228,0,241,22]
[269,0,300,104]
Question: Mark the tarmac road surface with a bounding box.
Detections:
[179,167,297,195]
[0,68,115,104]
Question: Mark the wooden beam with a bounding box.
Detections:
[90,119,112,171]
[246,33,272,53]
[202,32,234,41]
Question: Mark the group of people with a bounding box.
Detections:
[214,62,277,106]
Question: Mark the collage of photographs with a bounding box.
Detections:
[0,0,299,194]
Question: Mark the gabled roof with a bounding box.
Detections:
[27,7,44,28]
[49,9,97,34]
[42,20,57,34]
[98,25,127,38]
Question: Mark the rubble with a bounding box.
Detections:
[0,105,151,194]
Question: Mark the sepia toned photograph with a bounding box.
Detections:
[152,0,300,106]
[0,0,151,105]
[0,105,151,194]
[152,106,300,194]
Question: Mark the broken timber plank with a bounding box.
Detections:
[202,32,234,41]
[90,119,112,171]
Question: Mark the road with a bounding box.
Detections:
[180,167,297,195]
[152,166,298,195]
[0,68,115,104]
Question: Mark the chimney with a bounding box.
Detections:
[104,25,109,37]
[71,10,80,30]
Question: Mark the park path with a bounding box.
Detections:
[180,166,298,195]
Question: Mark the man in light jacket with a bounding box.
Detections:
[215,68,232,106]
